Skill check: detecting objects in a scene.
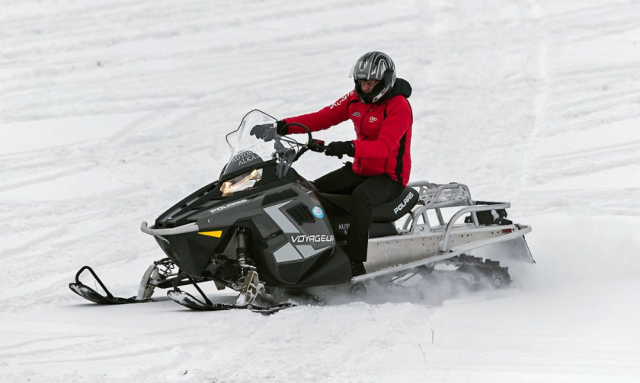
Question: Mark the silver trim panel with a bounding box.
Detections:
[273,242,303,263]
[295,244,331,259]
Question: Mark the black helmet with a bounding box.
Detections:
[351,51,396,104]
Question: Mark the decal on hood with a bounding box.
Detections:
[209,199,249,213]
[290,234,335,244]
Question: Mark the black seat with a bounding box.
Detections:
[317,187,418,223]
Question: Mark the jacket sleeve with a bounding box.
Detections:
[353,97,412,158]
[283,91,354,133]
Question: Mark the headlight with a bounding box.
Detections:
[220,169,262,196]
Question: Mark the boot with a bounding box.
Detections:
[350,261,366,277]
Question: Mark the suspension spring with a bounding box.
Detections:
[236,228,248,268]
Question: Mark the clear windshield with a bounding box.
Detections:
[221,110,304,180]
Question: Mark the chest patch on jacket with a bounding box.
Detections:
[369,116,378,122]
[353,112,361,117]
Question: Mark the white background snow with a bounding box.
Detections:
[2,0,640,382]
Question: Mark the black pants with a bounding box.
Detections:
[314,164,404,262]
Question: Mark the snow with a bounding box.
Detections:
[2,0,640,381]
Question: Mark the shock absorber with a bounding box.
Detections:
[236,228,249,269]
[234,227,261,305]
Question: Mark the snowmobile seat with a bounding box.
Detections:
[318,186,418,223]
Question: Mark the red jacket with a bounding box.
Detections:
[284,80,413,186]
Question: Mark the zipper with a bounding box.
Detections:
[359,106,374,137]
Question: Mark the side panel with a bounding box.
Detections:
[365,225,532,273]
[155,229,230,278]
[188,182,351,287]
[259,184,351,286]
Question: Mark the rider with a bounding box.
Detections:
[251,51,413,276]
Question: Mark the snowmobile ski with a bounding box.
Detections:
[70,263,178,305]
[167,289,295,315]
[69,266,142,305]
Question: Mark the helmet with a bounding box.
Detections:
[351,51,396,103]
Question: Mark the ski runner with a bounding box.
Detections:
[251,51,413,276]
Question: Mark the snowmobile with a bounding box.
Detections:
[70,109,534,313]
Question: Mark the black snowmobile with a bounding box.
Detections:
[70,110,534,313]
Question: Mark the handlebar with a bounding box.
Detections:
[277,122,330,162]
[308,139,328,153]
[281,122,313,143]
[267,121,343,162]
[281,123,331,150]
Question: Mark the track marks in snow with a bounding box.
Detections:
[517,1,640,213]
[0,109,196,196]
[416,0,541,194]
[0,226,68,260]
[0,105,218,311]
[0,0,416,123]
[522,187,640,216]
[546,61,640,137]
[0,164,94,193]
[532,140,640,185]
[544,1,640,45]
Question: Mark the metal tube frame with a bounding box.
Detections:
[140,221,199,236]
[399,181,514,252]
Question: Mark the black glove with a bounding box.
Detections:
[250,121,288,142]
[275,120,288,136]
[324,141,355,159]
[250,123,277,142]
[308,139,326,153]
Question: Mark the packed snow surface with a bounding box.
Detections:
[2,0,640,382]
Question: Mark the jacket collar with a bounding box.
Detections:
[376,78,412,103]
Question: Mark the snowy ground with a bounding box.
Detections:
[2,0,640,382]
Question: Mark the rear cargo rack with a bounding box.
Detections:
[402,181,511,251]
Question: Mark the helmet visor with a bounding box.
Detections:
[349,61,388,81]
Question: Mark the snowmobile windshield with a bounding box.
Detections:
[221,110,302,181]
